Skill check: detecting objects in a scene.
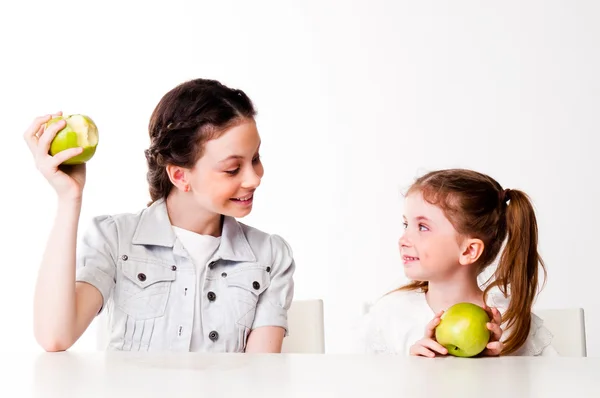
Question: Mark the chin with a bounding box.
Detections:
[403,267,425,281]
[222,206,253,219]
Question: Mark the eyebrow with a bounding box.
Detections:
[218,142,262,164]
[403,215,432,222]
[218,155,244,163]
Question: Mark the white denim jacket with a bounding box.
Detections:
[75,198,295,352]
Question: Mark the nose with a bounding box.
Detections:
[241,168,261,190]
[398,230,411,248]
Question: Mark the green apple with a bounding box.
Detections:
[435,302,491,358]
[46,114,99,165]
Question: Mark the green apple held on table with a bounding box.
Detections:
[46,114,99,165]
[434,302,491,358]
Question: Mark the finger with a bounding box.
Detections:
[410,345,436,358]
[23,114,53,152]
[483,303,494,319]
[491,307,502,325]
[424,310,444,337]
[37,119,66,158]
[483,305,502,324]
[33,124,44,140]
[487,341,503,351]
[49,147,84,168]
[420,338,448,355]
[487,322,503,341]
[35,112,64,139]
[483,341,503,356]
[24,114,53,138]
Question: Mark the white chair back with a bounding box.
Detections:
[534,308,587,357]
[282,299,325,353]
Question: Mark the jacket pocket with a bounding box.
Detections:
[225,267,270,328]
[116,259,176,320]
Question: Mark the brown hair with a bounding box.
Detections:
[144,78,256,205]
[397,169,546,355]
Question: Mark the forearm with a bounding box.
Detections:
[245,326,285,353]
[33,198,82,350]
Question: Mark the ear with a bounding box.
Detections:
[458,238,484,266]
[166,164,191,191]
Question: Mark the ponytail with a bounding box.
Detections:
[483,189,547,355]
[388,280,428,296]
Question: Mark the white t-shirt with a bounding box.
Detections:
[351,289,557,357]
[172,226,221,352]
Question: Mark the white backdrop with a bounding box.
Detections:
[1,0,598,356]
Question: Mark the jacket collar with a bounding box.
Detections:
[131,198,256,262]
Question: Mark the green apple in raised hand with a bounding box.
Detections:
[435,302,491,358]
[46,114,99,165]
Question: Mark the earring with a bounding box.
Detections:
[184,185,190,192]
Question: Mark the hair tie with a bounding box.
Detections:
[501,188,511,203]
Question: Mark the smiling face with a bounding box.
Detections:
[398,191,465,282]
[180,118,264,218]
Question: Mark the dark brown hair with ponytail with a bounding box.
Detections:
[397,168,547,355]
[144,78,256,205]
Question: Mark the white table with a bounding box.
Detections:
[7,351,600,397]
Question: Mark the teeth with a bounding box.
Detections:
[235,195,252,201]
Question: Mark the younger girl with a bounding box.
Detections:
[355,168,556,356]
[25,78,295,353]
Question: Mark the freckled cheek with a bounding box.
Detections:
[416,239,437,264]
[413,238,429,261]
[425,240,457,265]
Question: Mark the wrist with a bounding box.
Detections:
[57,196,83,213]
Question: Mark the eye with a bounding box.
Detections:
[225,168,240,175]
[419,224,429,231]
[402,222,408,229]
[252,154,261,164]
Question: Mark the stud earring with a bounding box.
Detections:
[184,185,190,192]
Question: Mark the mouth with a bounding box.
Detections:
[230,193,254,205]
[402,255,420,264]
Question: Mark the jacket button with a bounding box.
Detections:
[221,272,227,278]
[252,281,260,290]
[207,291,216,301]
[209,331,219,342]
[121,255,128,261]
[171,265,177,271]
[208,261,217,269]
[137,273,146,282]
[266,267,271,273]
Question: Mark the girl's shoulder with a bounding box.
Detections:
[367,288,428,317]
[350,288,427,354]
[359,288,431,339]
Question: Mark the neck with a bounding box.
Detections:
[165,191,223,237]
[425,272,483,314]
